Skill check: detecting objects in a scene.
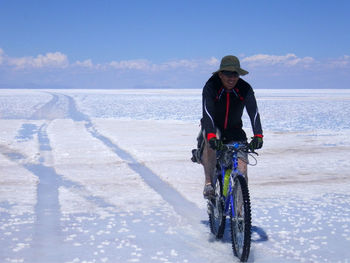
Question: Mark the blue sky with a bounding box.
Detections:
[0,0,349,89]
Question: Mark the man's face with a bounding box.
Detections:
[218,71,239,89]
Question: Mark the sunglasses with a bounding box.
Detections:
[221,71,240,78]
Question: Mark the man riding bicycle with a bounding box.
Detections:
[192,55,263,199]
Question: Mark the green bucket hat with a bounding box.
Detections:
[214,55,249,76]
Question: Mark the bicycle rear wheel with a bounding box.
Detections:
[208,175,226,239]
[230,175,251,262]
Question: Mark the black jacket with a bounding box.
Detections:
[201,74,263,142]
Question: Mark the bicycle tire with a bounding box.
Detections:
[208,174,226,239]
[230,175,251,262]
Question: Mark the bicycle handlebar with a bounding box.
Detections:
[217,143,259,167]
[221,143,259,156]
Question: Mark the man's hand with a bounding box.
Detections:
[249,135,263,150]
[209,138,224,150]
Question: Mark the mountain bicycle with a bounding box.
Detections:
[207,143,258,262]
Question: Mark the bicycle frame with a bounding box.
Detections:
[218,143,245,217]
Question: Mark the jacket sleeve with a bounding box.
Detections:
[202,84,217,140]
[245,88,263,137]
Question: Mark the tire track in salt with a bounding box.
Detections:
[1,93,125,262]
[62,94,205,223]
[31,93,65,120]
[33,93,216,260]
[0,123,117,262]
[30,92,204,222]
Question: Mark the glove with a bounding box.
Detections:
[209,137,224,150]
[249,135,263,150]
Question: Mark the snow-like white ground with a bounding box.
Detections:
[0,89,349,263]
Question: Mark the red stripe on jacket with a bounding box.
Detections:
[224,92,230,129]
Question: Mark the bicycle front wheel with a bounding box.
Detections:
[230,175,251,262]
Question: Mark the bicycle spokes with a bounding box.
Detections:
[208,177,226,239]
[230,176,251,262]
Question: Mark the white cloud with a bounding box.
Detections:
[108,58,207,71]
[107,58,214,72]
[161,59,198,70]
[242,53,315,68]
[0,48,4,64]
[0,48,6,66]
[74,59,94,68]
[329,55,350,68]
[109,59,151,70]
[155,58,219,71]
[167,57,220,68]
[1,48,349,76]
[205,57,219,66]
[8,52,69,69]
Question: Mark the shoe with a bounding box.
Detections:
[203,184,215,199]
[191,149,201,164]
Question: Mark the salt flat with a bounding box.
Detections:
[0,89,349,263]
